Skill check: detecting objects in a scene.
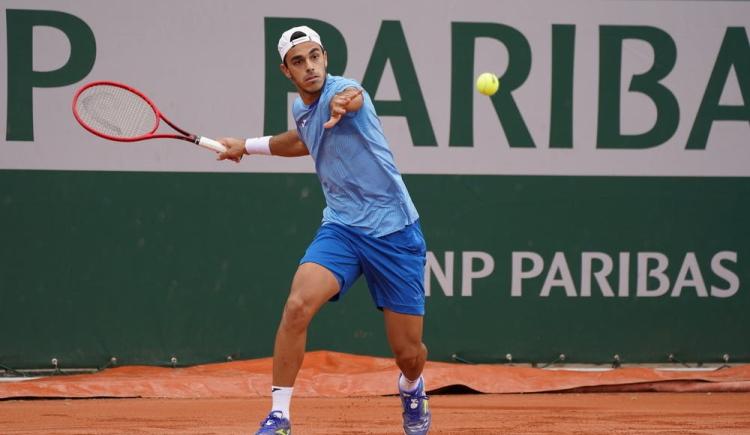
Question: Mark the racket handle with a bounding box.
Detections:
[195,136,227,153]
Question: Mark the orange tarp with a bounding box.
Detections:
[1,351,749,399]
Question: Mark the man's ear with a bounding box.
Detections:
[280,63,291,79]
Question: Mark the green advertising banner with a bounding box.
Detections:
[0,171,746,367]
[1,1,748,367]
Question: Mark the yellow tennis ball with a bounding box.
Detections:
[476,72,499,96]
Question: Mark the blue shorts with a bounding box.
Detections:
[299,221,427,316]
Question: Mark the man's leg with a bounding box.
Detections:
[384,308,431,435]
[273,262,339,386]
[256,262,339,435]
[384,308,427,380]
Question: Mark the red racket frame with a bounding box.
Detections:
[72,80,199,144]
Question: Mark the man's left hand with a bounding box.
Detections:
[324,88,364,129]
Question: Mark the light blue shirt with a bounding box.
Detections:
[292,75,419,237]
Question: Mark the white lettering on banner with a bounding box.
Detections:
[508,251,740,298]
[581,252,615,297]
[461,251,494,296]
[428,250,740,298]
[637,252,671,297]
[618,252,630,297]
[711,251,740,298]
[425,251,454,296]
[672,252,708,297]
[511,252,544,296]
[424,251,494,297]
[540,252,577,297]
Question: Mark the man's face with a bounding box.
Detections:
[281,42,328,95]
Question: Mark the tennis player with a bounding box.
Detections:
[217,26,431,435]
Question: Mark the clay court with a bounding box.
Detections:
[0,393,750,435]
[2,352,750,434]
[3,393,750,434]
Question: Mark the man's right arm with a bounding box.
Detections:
[217,129,308,162]
[268,130,309,157]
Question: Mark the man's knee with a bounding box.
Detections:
[280,295,314,333]
[393,341,427,367]
[279,263,340,334]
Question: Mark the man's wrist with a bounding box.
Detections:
[244,136,272,155]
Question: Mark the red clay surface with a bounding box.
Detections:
[2,352,749,399]
[2,393,749,434]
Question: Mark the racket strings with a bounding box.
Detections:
[76,85,157,139]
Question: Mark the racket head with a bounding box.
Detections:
[72,81,166,142]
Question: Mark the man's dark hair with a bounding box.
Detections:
[290,31,307,41]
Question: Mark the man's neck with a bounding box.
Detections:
[300,89,321,105]
[298,75,326,105]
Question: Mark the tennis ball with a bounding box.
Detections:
[476,72,499,96]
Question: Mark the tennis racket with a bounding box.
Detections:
[72,81,226,153]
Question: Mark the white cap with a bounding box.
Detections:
[278,26,324,61]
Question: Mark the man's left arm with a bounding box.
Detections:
[323,87,364,129]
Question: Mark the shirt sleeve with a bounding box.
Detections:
[321,76,364,120]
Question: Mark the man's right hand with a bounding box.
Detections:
[217,137,246,162]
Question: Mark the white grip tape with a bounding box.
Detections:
[197,136,227,153]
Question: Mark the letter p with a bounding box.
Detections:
[511,252,544,296]
[6,9,96,141]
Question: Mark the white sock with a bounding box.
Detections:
[271,386,293,419]
[399,374,422,393]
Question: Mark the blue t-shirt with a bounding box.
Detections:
[292,75,419,237]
